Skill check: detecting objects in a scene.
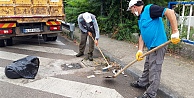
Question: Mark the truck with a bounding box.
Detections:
[0,0,65,47]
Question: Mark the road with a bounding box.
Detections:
[0,35,162,98]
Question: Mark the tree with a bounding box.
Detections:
[64,0,172,41]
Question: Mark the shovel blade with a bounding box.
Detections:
[102,65,112,72]
[104,75,115,78]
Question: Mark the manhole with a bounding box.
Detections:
[61,63,83,70]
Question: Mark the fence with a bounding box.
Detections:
[168,1,194,43]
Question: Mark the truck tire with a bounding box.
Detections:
[50,36,57,41]
[43,35,57,42]
[42,34,49,42]
[0,40,5,47]
[6,38,13,46]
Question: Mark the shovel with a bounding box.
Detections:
[90,35,111,70]
[105,40,171,78]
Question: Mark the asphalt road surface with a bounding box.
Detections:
[0,35,162,98]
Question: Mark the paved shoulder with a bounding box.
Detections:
[0,39,124,98]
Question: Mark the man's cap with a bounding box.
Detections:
[127,0,142,11]
[83,12,92,23]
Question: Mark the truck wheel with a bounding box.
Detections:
[0,40,5,47]
[50,36,57,41]
[42,34,49,42]
[6,38,13,46]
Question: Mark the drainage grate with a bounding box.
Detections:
[61,63,82,70]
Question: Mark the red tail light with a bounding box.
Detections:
[50,26,60,31]
[0,29,12,34]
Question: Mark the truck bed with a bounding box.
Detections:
[0,0,65,23]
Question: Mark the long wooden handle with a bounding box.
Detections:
[90,36,110,66]
[113,40,171,78]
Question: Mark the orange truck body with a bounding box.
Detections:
[0,0,65,46]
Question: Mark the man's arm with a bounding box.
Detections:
[138,35,144,51]
[136,35,144,61]
[164,9,179,34]
[91,15,100,40]
[164,8,180,44]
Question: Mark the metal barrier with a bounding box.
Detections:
[182,39,194,45]
[168,1,194,43]
[57,19,75,39]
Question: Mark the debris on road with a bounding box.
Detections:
[80,57,130,78]
[94,70,103,75]
[61,63,82,70]
[87,75,95,78]
[124,75,128,77]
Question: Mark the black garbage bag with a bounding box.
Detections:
[5,56,39,79]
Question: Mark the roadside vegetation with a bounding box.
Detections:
[64,0,193,55]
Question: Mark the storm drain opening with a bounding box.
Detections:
[61,63,83,70]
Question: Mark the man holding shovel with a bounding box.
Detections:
[76,12,100,61]
[127,0,180,98]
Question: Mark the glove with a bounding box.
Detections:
[136,50,143,61]
[171,31,180,44]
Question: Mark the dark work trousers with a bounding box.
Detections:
[79,32,95,56]
[138,46,167,98]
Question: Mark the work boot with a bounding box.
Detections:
[88,53,93,61]
[76,52,84,57]
[130,81,147,89]
[88,56,93,61]
[137,93,151,98]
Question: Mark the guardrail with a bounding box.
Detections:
[57,20,75,39]
[182,39,194,45]
[168,1,194,43]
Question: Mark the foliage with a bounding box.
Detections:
[165,0,194,54]
[64,0,94,23]
[64,0,139,41]
[64,0,188,43]
[64,0,193,55]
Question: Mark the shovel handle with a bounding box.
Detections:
[90,36,110,66]
[140,40,171,58]
[113,40,171,78]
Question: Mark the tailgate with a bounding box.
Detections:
[0,0,64,22]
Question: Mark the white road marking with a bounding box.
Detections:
[0,41,123,98]
[25,77,123,98]
[8,44,77,56]
[16,38,65,45]
[0,68,123,98]
[45,40,66,45]
[0,51,82,77]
